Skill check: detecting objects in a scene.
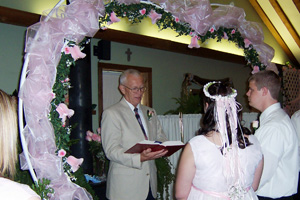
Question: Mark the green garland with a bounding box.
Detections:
[47,38,99,200]
[100,1,266,71]
[155,157,175,200]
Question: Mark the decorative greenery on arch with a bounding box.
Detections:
[99,1,266,71]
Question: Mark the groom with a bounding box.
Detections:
[101,69,168,200]
[246,70,298,200]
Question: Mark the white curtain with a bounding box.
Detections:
[157,112,259,198]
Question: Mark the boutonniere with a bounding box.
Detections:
[252,120,259,132]
[147,110,154,121]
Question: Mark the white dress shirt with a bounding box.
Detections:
[255,103,299,198]
[291,110,300,171]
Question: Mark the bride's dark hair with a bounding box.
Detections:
[198,82,251,149]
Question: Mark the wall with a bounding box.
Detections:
[0,23,26,94]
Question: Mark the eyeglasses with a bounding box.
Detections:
[122,85,146,93]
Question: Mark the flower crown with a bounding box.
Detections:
[203,81,237,100]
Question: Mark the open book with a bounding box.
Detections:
[125,140,185,157]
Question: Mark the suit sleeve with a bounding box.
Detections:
[101,109,142,169]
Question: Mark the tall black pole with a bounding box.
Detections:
[69,40,93,174]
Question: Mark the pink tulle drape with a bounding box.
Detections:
[18,0,276,199]
[152,0,276,70]
[19,0,104,199]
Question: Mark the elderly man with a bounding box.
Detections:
[101,69,168,200]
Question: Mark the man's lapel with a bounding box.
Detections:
[140,106,153,140]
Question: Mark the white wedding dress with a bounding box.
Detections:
[187,135,263,200]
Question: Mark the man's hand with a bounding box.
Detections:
[140,148,168,162]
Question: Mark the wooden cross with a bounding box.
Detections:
[125,48,132,61]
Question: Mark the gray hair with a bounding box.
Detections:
[119,69,143,85]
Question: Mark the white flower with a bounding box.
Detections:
[252,120,259,129]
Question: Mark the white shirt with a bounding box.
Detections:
[291,110,300,170]
[255,103,299,198]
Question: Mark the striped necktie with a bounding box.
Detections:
[134,108,148,140]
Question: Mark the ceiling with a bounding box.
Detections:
[249,0,300,66]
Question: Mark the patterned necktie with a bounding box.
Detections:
[134,108,148,140]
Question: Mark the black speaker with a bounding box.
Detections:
[93,40,111,60]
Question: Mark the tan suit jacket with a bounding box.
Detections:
[101,98,167,200]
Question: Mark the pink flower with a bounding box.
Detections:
[58,149,66,157]
[148,10,162,24]
[251,66,260,74]
[92,134,101,142]
[66,155,84,172]
[86,130,93,141]
[244,39,252,48]
[64,47,71,54]
[223,32,228,40]
[97,127,101,134]
[86,130,101,142]
[139,8,146,15]
[174,17,179,22]
[56,103,74,123]
[210,27,215,33]
[110,12,120,23]
[231,29,236,34]
[188,36,200,49]
[65,45,86,61]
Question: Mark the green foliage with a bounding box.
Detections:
[100,1,267,71]
[46,38,100,199]
[31,178,54,200]
[156,157,175,200]
[164,95,203,115]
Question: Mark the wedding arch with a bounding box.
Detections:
[18,0,276,199]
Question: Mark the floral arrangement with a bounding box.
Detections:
[85,128,106,176]
[252,120,259,133]
[147,109,154,120]
[49,38,89,181]
[99,1,268,73]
